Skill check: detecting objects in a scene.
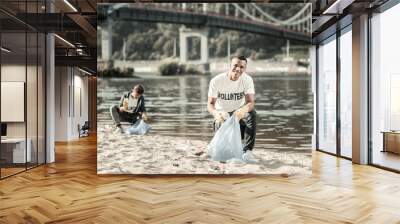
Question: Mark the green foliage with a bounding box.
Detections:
[185,66,201,75]
[158,60,200,76]
[158,61,183,76]
[98,67,135,78]
[110,22,178,61]
[254,49,268,60]
[105,4,309,61]
[158,62,179,76]
[188,37,201,60]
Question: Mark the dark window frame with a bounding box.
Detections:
[0,0,47,180]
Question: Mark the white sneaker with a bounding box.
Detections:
[242,150,259,163]
[113,126,124,134]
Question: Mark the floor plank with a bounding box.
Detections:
[0,135,399,223]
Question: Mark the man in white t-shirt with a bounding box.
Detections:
[207,56,257,162]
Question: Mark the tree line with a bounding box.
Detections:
[98,4,309,61]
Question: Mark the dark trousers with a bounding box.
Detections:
[110,105,139,126]
[213,110,257,152]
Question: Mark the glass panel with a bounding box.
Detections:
[318,37,337,154]
[371,4,400,171]
[1,30,27,177]
[27,31,38,169]
[25,0,39,169]
[340,29,352,158]
[0,1,46,178]
[38,32,45,165]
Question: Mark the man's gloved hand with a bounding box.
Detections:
[142,112,149,121]
[234,105,249,120]
[213,111,228,124]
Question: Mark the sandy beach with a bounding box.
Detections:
[97,126,311,175]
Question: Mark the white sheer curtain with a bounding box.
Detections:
[371,3,400,167]
[340,29,352,158]
[318,37,337,154]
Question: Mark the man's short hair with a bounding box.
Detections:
[133,84,144,95]
[232,55,247,63]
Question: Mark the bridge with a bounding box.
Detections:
[98,3,311,67]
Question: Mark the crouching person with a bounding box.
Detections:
[207,56,257,162]
[110,84,148,133]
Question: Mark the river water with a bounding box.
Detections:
[98,74,313,154]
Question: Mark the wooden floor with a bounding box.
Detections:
[372,151,400,171]
[1,163,44,178]
[1,135,400,223]
[0,167,26,178]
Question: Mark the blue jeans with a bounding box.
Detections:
[110,105,139,126]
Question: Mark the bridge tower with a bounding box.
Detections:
[282,39,295,62]
[179,26,209,72]
[101,20,113,68]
